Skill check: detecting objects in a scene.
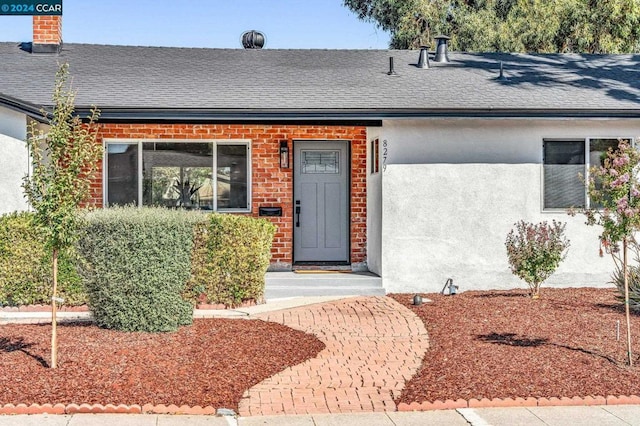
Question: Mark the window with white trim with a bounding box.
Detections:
[105,140,251,212]
[543,138,631,209]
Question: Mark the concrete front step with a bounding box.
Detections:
[265,271,385,299]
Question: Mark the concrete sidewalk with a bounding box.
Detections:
[2,406,640,425]
[0,295,353,324]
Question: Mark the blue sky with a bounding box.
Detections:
[0,0,391,49]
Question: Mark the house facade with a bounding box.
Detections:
[368,118,640,293]
[94,123,368,270]
[0,106,29,214]
[1,17,639,292]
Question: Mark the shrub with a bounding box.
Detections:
[187,214,276,307]
[0,212,84,307]
[612,257,640,313]
[77,207,205,332]
[505,220,570,299]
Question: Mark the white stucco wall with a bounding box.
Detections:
[378,118,640,293]
[366,128,383,276]
[0,107,29,214]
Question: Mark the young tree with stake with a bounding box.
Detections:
[22,63,101,369]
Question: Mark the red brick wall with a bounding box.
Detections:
[33,16,62,45]
[91,124,367,268]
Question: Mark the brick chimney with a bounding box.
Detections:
[32,15,62,53]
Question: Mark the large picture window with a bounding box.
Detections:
[105,140,250,212]
[543,138,631,209]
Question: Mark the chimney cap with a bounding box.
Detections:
[434,35,451,40]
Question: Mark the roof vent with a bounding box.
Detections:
[241,30,265,49]
[417,45,430,69]
[434,35,450,63]
[497,61,508,81]
[387,56,398,76]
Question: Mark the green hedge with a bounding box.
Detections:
[1,209,277,317]
[188,214,276,307]
[0,212,84,307]
[77,207,205,332]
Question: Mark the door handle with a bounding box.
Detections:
[295,200,301,227]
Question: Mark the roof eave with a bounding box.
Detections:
[82,107,640,122]
[0,94,50,122]
[2,97,640,123]
[82,108,385,126]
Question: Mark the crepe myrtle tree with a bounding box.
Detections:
[22,63,101,369]
[505,220,570,299]
[571,139,640,367]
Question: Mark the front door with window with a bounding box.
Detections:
[293,141,349,263]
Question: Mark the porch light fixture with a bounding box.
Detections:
[280,141,290,169]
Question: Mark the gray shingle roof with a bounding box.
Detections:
[0,42,639,119]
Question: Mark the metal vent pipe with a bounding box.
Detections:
[387,56,397,75]
[417,45,430,69]
[434,35,450,63]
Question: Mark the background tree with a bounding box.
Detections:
[344,0,640,53]
[22,63,101,369]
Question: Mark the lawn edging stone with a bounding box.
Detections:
[606,395,640,405]
[0,403,221,415]
[468,397,539,408]
[0,403,66,415]
[0,305,90,313]
[397,395,640,412]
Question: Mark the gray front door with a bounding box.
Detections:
[293,141,349,263]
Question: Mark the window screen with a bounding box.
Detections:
[216,144,248,210]
[107,143,139,206]
[543,140,585,209]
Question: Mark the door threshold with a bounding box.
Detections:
[293,263,351,272]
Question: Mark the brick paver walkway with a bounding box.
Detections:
[237,296,430,416]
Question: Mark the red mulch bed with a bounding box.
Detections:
[0,319,324,410]
[391,288,640,404]
[5,288,639,411]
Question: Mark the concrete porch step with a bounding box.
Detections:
[265,271,385,299]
